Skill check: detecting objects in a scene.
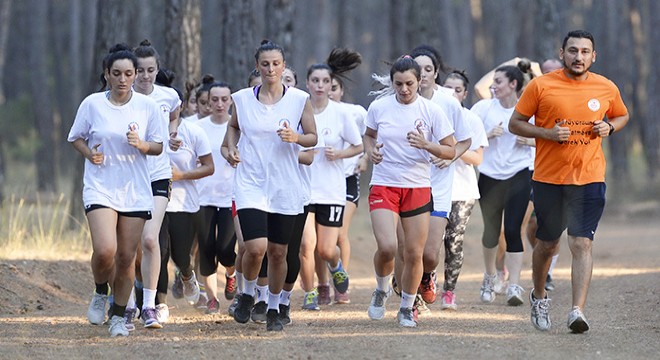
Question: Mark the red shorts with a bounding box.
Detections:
[368,186,432,218]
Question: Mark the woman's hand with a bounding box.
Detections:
[277,122,299,143]
[89,143,104,165]
[371,143,384,165]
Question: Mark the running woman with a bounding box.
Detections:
[68,43,164,337]
[225,40,317,332]
[365,55,455,328]
[299,48,363,309]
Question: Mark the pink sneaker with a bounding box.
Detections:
[318,284,331,305]
[334,289,350,304]
[440,290,457,311]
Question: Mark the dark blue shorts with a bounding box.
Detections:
[532,181,606,241]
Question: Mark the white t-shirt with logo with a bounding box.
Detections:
[196,116,235,208]
[232,86,309,215]
[166,120,212,213]
[452,108,489,201]
[67,91,164,212]
[430,88,473,213]
[309,100,362,205]
[366,94,454,188]
[145,84,182,182]
[338,102,368,177]
[471,98,533,180]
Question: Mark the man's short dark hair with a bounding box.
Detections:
[562,30,595,50]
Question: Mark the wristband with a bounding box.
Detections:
[607,122,615,136]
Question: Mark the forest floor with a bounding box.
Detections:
[0,204,659,360]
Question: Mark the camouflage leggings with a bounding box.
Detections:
[442,199,476,292]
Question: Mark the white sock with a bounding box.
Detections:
[256,285,269,303]
[244,278,257,297]
[268,290,281,311]
[236,271,244,294]
[328,259,342,273]
[143,288,157,310]
[401,291,415,309]
[126,288,136,309]
[376,274,391,292]
[548,254,559,276]
[279,290,292,306]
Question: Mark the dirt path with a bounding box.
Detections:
[0,206,659,359]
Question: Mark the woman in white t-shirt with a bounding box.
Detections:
[130,40,182,328]
[439,70,489,310]
[364,56,455,328]
[68,44,165,337]
[298,49,363,310]
[225,40,317,332]
[471,65,533,307]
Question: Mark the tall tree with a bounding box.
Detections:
[165,0,201,91]
[0,0,11,203]
[223,1,257,89]
[265,0,295,55]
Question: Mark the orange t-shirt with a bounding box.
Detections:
[515,69,628,185]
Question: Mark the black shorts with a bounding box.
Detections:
[237,208,298,245]
[84,204,152,220]
[151,179,171,199]
[308,204,344,227]
[532,181,606,241]
[345,174,360,205]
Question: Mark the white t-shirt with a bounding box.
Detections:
[232,86,309,215]
[196,116,235,208]
[166,120,212,212]
[338,101,368,177]
[183,113,200,122]
[67,91,164,212]
[430,88,473,213]
[309,100,362,205]
[452,108,489,201]
[471,98,533,180]
[145,84,182,182]
[366,94,454,188]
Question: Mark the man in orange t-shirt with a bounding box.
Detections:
[509,30,629,334]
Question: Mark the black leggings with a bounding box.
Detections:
[199,206,237,276]
[157,211,198,295]
[478,169,531,253]
[258,207,308,284]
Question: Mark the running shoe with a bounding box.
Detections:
[334,289,350,304]
[414,293,431,316]
[567,306,590,333]
[233,293,255,324]
[206,298,220,314]
[225,275,237,300]
[397,307,417,328]
[266,309,283,331]
[480,273,496,303]
[155,303,170,324]
[392,276,401,297]
[172,268,184,299]
[418,271,437,304]
[279,304,291,326]
[493,270,508,295]
[302,288,320,311]
[195,290,209,310]
[506,284,525,306]
[108,315,129,337]
[251,301,268,323]
[367,288,392,320]
[141,307,163,329]
[440,290,457,311]
[330,266,350,294]
[228,293,240,316]
[545,274,556,291]
[529,289,551,331]
[318,284,331,305]
[123,307,138,331]
[182,271,201,305]
[87,291,109,325]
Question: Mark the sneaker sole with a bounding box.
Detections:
[507,296,524,306]
[441,304,457,311]
[569,318,589,333]
[144,321,163,329]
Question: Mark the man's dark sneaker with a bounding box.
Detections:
[233,293,255,324]
[266,309,283,331]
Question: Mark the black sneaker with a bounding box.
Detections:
[233,293,254,324]
[279,304,291,326]
[266,309,283,331]
[251,301,268,324]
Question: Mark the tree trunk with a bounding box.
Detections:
[224,1,257,90]
[165,0,201,91]
[265,0,295,55]
[0,0,11,203]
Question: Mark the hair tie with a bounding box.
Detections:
[403,55,412,59]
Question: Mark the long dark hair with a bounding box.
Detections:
[99,43,137,91]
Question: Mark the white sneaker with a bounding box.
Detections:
[493,270,508,295]
[368,288,392,320]
[182,271,201,305]
[108,315,129,337]
[506,284,524,306]
[155,303,170,323]
[397,307,417,328]
[87,291,109,325]
[480,273,496,303]
[529,289,551,331]
[567,306,590,333]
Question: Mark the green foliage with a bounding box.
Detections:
[0,95,38,162]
